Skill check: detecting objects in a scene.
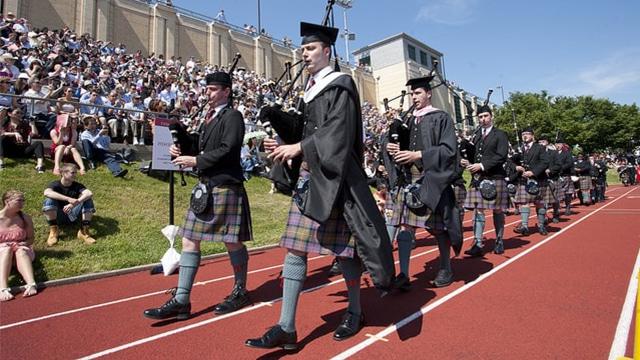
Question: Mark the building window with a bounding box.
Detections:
[420,51,429,66]
[407,44,416,61]
[359,55,371,66]
[454,98,462,124]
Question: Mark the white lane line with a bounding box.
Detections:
[1,187,624,331]
[608,248,640,360]
[62,216,535,359]
[331,186,638,360]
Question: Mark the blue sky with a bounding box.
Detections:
[174,0,640,105]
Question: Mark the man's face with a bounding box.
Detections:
[478,111,493,128]
[62,167,78,182]
[538,139,549,147]
[206,84,230,107]
[411,87,431,110]
[522,132,534,143]
[302,41,330,75]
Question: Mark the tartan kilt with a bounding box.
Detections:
[279,200,355,257]
[389,166,445,232]
[178,184,253,243]
[463,179,509,210]
[548,178,562,202]
[453,184,467,209]
[579,176,593,190]
[513,182,554,206]
[559,176,575,195]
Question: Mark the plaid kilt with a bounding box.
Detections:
[280,201,355,257]
[513,182,554,206]
[463,179,509,210]
[279,173,355,257]
[453,184,467,209]
[559,176,575,195]
[179,184,253,243]
[579,176,593,190]
[389,166,445,232]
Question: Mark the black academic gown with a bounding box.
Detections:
[264,73,395,293]
[415,110,463,250]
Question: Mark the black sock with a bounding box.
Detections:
[82,220,91,227]
[48,219,58,226]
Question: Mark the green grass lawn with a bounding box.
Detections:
[1,158,290,286]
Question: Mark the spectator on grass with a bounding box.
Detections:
[79,115,127,177]
[50,112,85,175]
[42,163,96,246]
[0,107,45,172]
[0,190,38,302]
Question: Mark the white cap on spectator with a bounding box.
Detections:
[83,79,93,86]
[18,73,29,80]
[0,53,17,62]
[5,12,15,19]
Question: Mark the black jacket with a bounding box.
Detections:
[512,142,549,182]
[181,106,245,184]
[468,127,509,179]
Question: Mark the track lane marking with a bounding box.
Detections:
[608,248,640,360]
[2,188,622,331]
[331,186,638,360]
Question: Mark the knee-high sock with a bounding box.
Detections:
[396,230,413,275]
[338,257,363,316]
[493,211,505,241]
[435,233,451,272]
[386,225,397,245]
[228,246,249,289]
[520,206,530,228]
[175,251,201,304]
[473,211,486,245]
[564,194,572,209]
[553,201,560,217]
[278,253,307,333]
[536,206,547,228]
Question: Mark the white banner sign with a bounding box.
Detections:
[152,118,180,171]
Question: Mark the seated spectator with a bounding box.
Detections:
[50,112,85,175]
[23,77,57,132]
[0,190,38,302]
[42,163,96,246]
[124,94,145,145]
[0,73,18,112]
[57,86,79,114]
[80,90,106,128]
[241,138,260,180]
[79,115,127,177]
[0,108,45,172]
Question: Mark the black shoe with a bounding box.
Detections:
[394,272,411,292]
[513,225,530,236]
[431,269,454,288]
[143,296,191,320]
[552,216,560,223]
[493,240,504,255]
[213,286,251,315]
[538,227,548,236]
[114,169,128,178]
[246,325,298,350]
[464,244,484,257]
[328,259,342,276]
[333,311,365,341]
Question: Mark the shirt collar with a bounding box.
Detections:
[311,66,333,82]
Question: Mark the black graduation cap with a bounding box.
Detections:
[476,104,492,115]
[555,135,565,143]
[300,22,339,45]
[538,133,550,141]
[406,75,434,91]
[205,72,231,87]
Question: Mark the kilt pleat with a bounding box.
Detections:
[513,182,554,206]
[389,166,445,232]
[179,184,253,243]
[463,178,509,210]
[579,176,593,190]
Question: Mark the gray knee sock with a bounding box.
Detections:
[228,246,249,289]
[493,211,505,241]
[435,233,451,272]
[396,230,413,275]
[338,257,362,316]
[278,253,307,333]
[473,211,486,246]
[520,206,530,228]
[537,207,547,229]
[386,225,397,245]
[175,251,201,304]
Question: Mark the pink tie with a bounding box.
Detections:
[306,77,316,91]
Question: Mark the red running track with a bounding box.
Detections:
[1,185,638,359]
